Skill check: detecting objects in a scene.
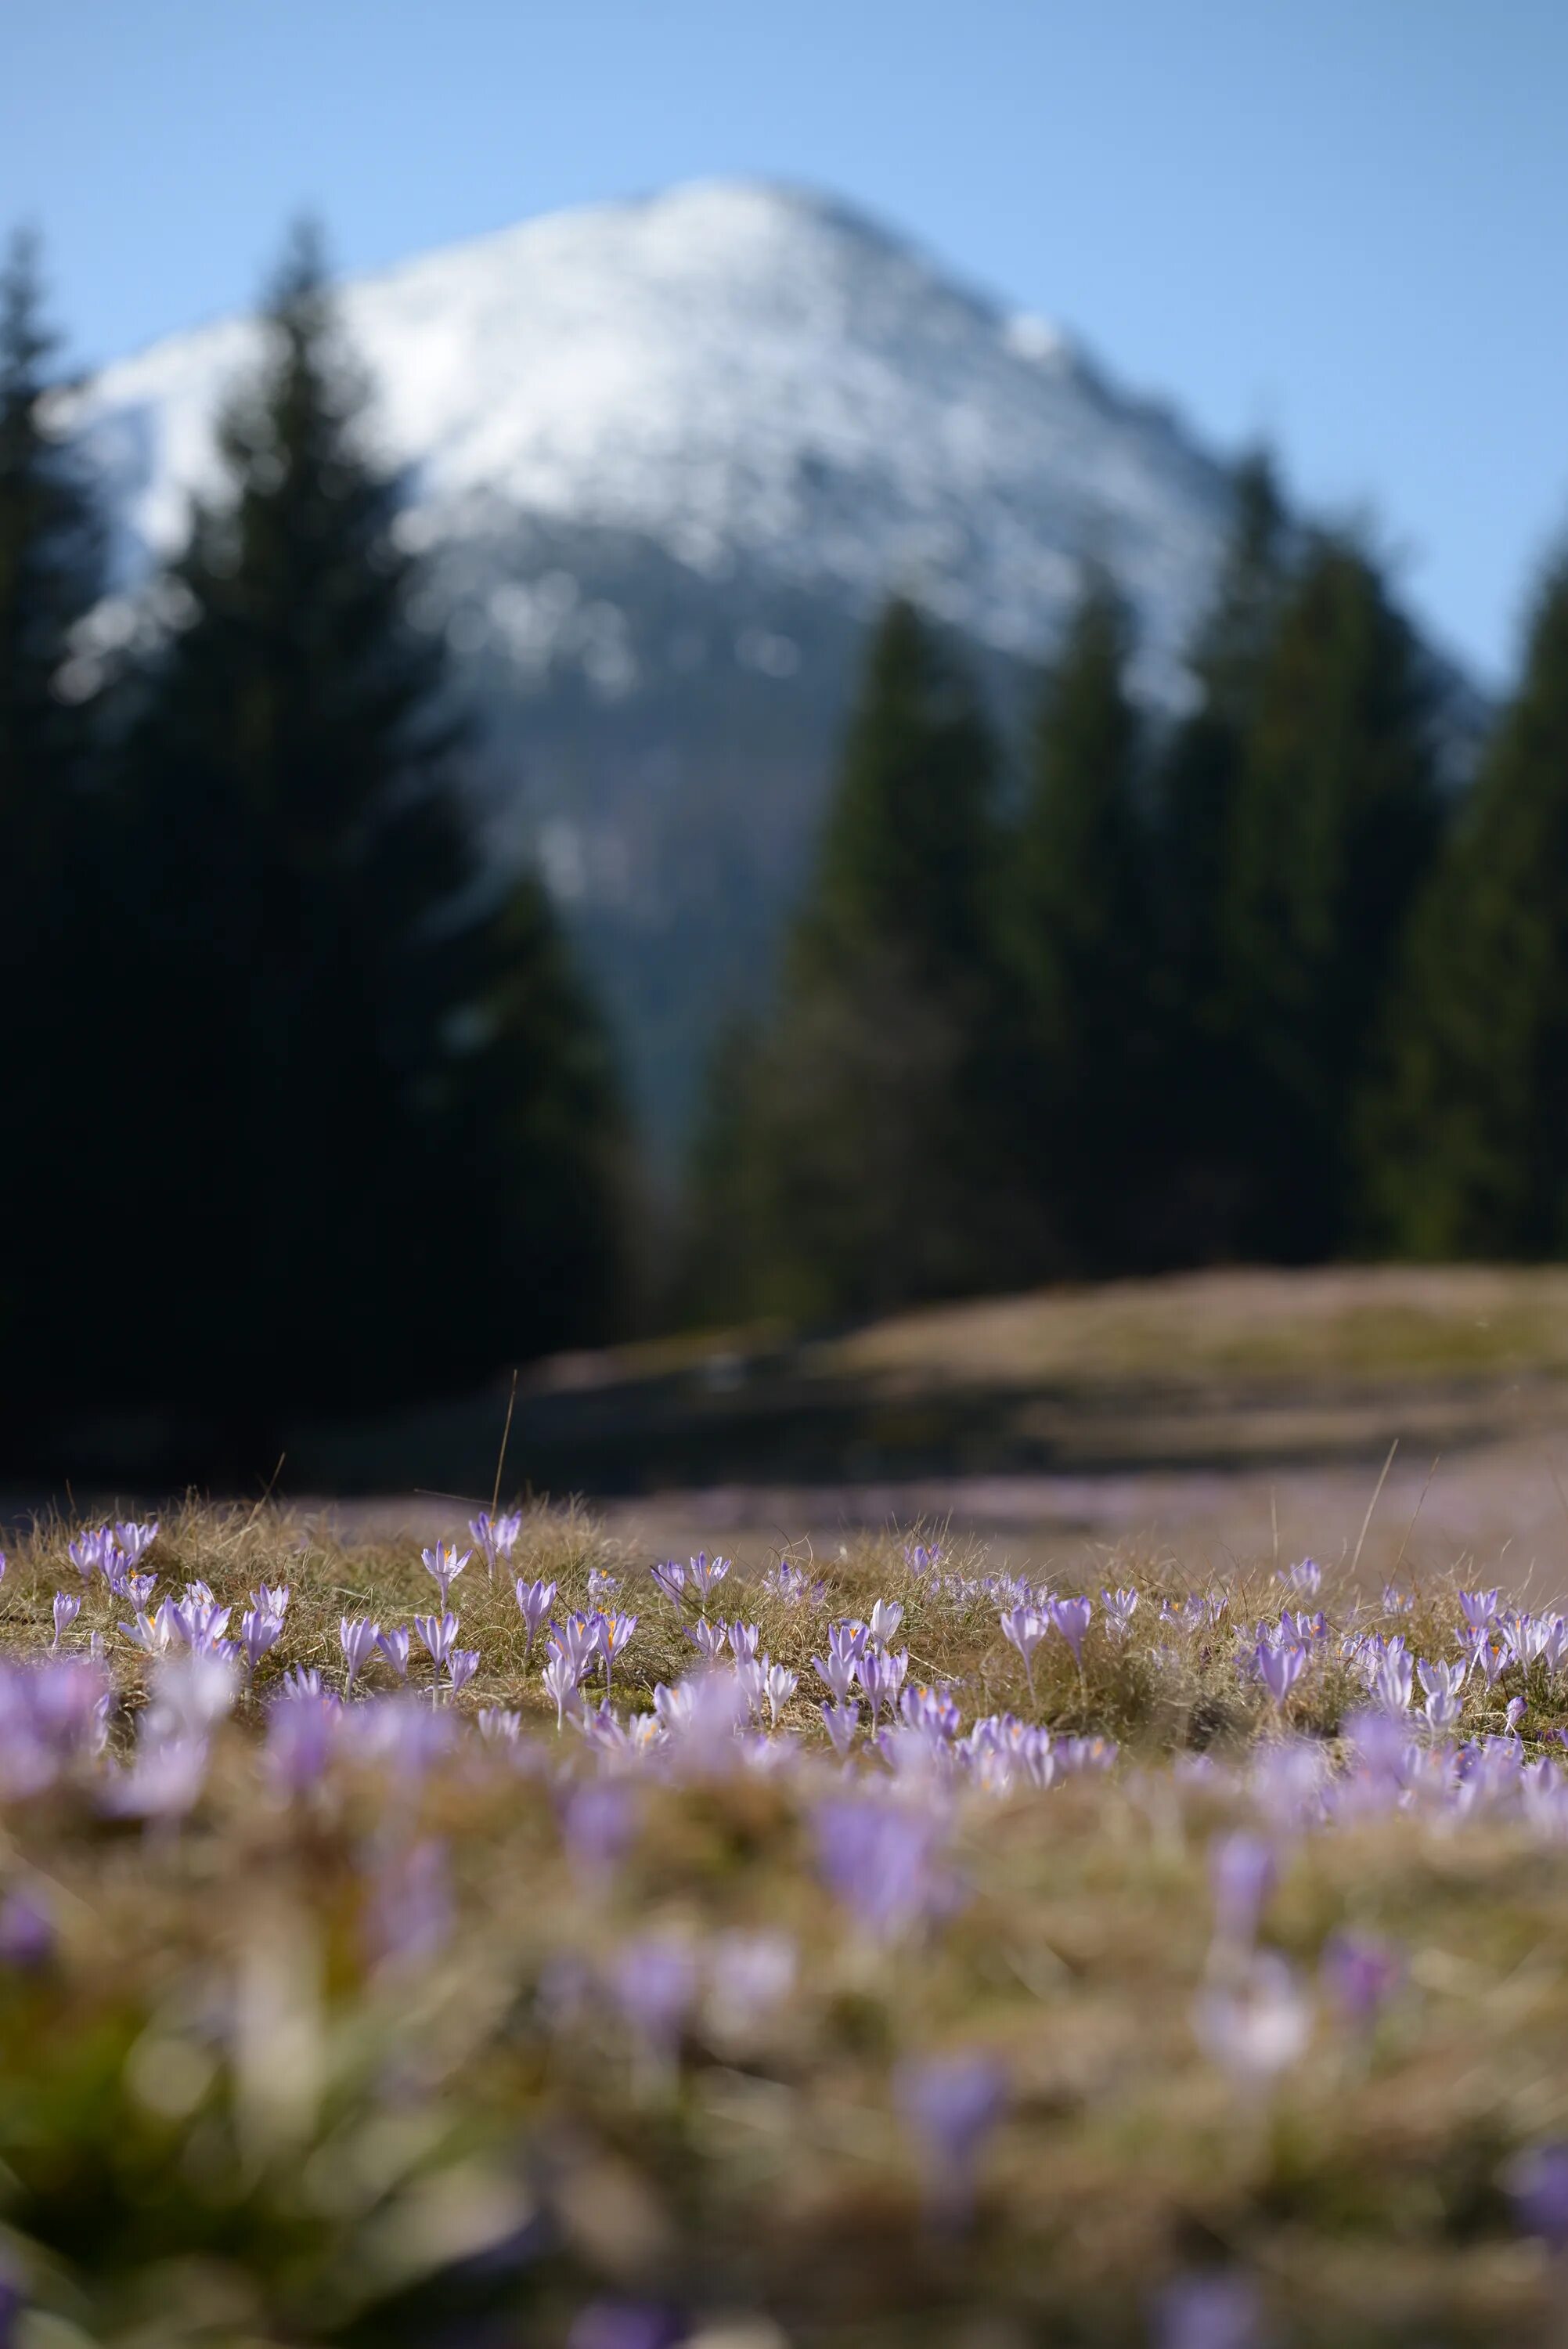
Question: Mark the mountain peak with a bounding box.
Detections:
[71,176,1222,700]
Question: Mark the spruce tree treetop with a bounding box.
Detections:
[1360,555,1568,1257]
[1224,530,1443,1257]
[0,226,103,854]
[1191,449,1289,723]
[812,596,1000,979]
[1011,572,1153,1268]
[115,223,624,1449]
[0,227,111,1430]
[1015,573,1144,1045]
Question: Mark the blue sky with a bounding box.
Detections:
[4,0,1563,686]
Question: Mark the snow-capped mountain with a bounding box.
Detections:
[67,181,1249,1146]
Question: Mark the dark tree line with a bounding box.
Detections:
[685,457,1568,1320]
[0,229,625,1474]
[8,217,1568,1460]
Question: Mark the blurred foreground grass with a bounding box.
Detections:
[0,1503,1566,2344]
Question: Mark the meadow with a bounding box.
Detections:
[0,1498,1566,2346]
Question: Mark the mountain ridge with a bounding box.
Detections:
[57,181,1455,1154]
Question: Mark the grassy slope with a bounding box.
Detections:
[295,1265,1568,1497]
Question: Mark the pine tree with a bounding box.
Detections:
[1222,533,1443,1259]
[0,229,102,857]
[1011,574,1152,1268]
[0,229,108,1415]
[700,598,1028,1322]
[813,597,1001,983]
[1148,453,1289,1260]
[1359,558,1568,1256]
[113,226,623,1459]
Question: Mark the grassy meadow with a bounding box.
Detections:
[0,1493,1566,2344]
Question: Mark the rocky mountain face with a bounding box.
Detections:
[65,181,1265,1151]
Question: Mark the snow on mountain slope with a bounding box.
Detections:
[65,181,1265,1147]
[69,179,1231,708]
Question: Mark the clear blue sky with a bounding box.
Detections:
[4,0,1563,687]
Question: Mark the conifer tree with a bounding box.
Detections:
[703,598,1027,1322]
[1359,558,1568,1256]
[1223,533,1442,1258]
[0,230,107,1413]
[813,597,1000,983]
[1148,453,1289,1259]
[1011,574,1152,1267]
[114,227,623,1458]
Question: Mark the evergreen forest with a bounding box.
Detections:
[5,223,1568,1470]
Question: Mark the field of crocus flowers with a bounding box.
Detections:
[1,1501,1567,2347]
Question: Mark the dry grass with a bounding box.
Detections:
[0,1503,1566,2344]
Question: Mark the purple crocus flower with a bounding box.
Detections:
[67,1529,108,1581]
[251,1582,290,1620]
[561,1778,636,1884]
[611,1932,697,2060]
[1048,1593,1093,1669]
[365,1836,452,1969]
[238,1607,285,1676]
[1209,1831,1277,1948]
[726,1618,760,1659]
[1507,2142,1568,2247]
[594,1610,636,1694]
[685,1618,727,1665]
[869,1598,904,1644]
[1321,1931,1401,2025]
[813,1643,858,1704]
[822,1700,860,1757]
[551,1612,600,1681]
[375,1626,411,1678]
[998,1604,1047,1698]
[1101,1586,1139,1636]
[1154,2272,1263,2349]
[469,1510,522,1577]
[649,1558,687,1605]
[447,1648,481,1694]
[567,2301,682,2349]
[413,1612,459,1671]
[116,1520,159,1566]
[733,1654,766,1721]
[1373,1640,1413,1716]
[543,1649,583,1731]
[1459,1587,1501,1632]
[51,1592,81,1651]
[120,1603,176,1658]
[478,1706,521,1741]
[339,1616,380,1694]
[685,1551,730,1605]
[514,1576,557,1658]
[421,1543,470,1608]
[1255,1637,1307,1705]
[1472,1632,1510,1688]
[1281,1557,1322,1597]
[763,1661,798,1727]
[895,2049,1007,2219]
[857,1647,890,1722]
[813,1795,948,1939]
